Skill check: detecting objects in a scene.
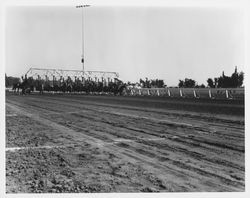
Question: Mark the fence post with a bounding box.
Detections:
[180,89,183,97]
[157,89,160,96]
[209,89,212,98]
[193,89,197,98]
[139,89,141,96]
[229,90,234,99]
[168,89,171,97]
[225,89,229,99]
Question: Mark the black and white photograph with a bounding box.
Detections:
[2,0,249,197]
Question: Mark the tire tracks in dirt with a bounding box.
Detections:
[6,97,245,191]
[6,102,212,191]
[7,96,244,168]
[8,95,244,138]
[7,96,244,157]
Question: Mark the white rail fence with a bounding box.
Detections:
[6,87,244,100]
[125,87,244,100]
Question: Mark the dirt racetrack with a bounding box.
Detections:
[6,93,245,193]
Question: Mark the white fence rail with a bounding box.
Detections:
[125,87,244,100]
[6,86,244,100]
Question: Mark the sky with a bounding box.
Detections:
[5,5,245,86]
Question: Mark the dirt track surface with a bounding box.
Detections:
[6,94,245,193]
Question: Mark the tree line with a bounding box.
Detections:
[5,67,244,89]
[178,67,244,88]
[206,67,244,88]
[5,74,20,88]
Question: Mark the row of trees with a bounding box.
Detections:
[5,67,244,89]
[138,67,243,88]
[178,67,244,88]
[178,78,206,88]
[139,78,165,88]
[207,67,244,88]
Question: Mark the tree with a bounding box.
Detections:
[178,80,184,88]
[5,75,20,88]
[195,84,206,88]
[217,74,231,88]
[145,77,150,88]
[231,67,239,87]
[140,78,165,88]
[139,79,145,87]
[178,78,196,88]
[5,74,9,87]
[150,79,165,88]
[214,78,218,88]
[157,79,165,88]
[184,78,196,88]
[207,78,214,88]
[207,67,244,88]
[238,72,244,87]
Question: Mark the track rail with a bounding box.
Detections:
[127,87,244,100]
[7,87,244,100]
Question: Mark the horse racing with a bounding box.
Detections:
[5,4,245,195]
[11,68,127,96]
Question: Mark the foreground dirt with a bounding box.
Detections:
[6,94,245,192]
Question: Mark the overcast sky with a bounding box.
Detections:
[5,6,245,86]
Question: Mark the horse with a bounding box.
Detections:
[66,84,73,93]
[108,79,127,96]
[20,81,31,95]
[12,83,21,94]
[34,79,44,94]
[18,76,36,95]
[113,83,127,95]
[60,81,67,93]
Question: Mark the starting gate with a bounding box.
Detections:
[25,67,119,82]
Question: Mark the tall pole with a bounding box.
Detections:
[76,5,90,72]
